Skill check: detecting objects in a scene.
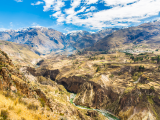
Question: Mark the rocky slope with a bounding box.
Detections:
[0,40,40,66]
[65,28,119,49]
[58,76,118,109]
[88,21,160,51]
[0,49,107,120]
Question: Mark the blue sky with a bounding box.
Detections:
[1,0,160,33]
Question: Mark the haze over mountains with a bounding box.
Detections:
[0,27,119,55]
[0,21,160,55]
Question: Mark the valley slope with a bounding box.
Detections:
[88,21,160,52]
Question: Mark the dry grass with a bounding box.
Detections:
[0,92,59,120]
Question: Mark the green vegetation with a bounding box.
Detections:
[96,66,100,72]
[38,98,45,107]
[139,65,145,71]
[89,56,98,60]
[100,56,105,60]
[150,86,154,91]
[124,52,133,56]
[132,72,142,81]
[109,74,114,78]
[0,110,8,120]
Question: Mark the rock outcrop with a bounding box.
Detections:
[27,67,59,81]
[58,76,85,93]
[117,87,160,120]
[73,81,119,109]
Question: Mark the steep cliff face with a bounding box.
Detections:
[26,67,60,81]
[58,76,119,110]
[73,81,119,109]
[58,76,85,93]
[117,88,160,120]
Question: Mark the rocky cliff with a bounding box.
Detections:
[58,76,119,110]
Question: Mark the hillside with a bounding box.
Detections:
[88,21,160,52]
[65,28,119,49]
[0,40,40,66]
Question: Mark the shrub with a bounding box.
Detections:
[125,52,133,56]
[8,106,14,110]
[130,56,134,60]
[27,103,39,110]
[96,66,100,72]
[139,65,145,70]
[38,98,45,107]
[150,86,154,91]
[100,56,105,60]
[109,74,114,78]
[0,110,8,120]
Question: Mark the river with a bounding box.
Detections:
[70,93,120,120]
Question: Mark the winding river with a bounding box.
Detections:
[70,93,120,120]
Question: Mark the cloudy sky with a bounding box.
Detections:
[0,0,160,33]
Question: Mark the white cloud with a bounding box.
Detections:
[31,22,40,27]
[66,0,160,29]
[85,0,99,4]
[85,6,96,12]
[31,1,44,6]
[0,28,7,31]
[43,0,65,11]
[33,0,160,30]
[103,0,138,6]
[14,0,23,2]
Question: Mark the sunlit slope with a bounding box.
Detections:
[0,40,40,66]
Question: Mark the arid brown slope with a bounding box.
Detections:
[0,40,40,66]
[89,21,160,51]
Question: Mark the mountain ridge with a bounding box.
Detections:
[0,27,119,55]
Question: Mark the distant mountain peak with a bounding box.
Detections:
[65,30,92,36]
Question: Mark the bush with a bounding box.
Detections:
[96,66,100,72]
[130,56,134,60]
[150,86,154,91]
[109,74,114,78]
[139,65,145,70]
[27,103,39,110]
[0,110,8,120]
[38,98,45,107]
[100,56,105,60]
[125,52,133,56]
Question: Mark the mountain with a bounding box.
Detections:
[88,21,160,51]
[0,27,65,55]
[0,27,119,55]
[66,28,119,49]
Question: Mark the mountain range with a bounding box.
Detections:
[0,27,119,55]
[0,21,160,55]
[88,21,160,51]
